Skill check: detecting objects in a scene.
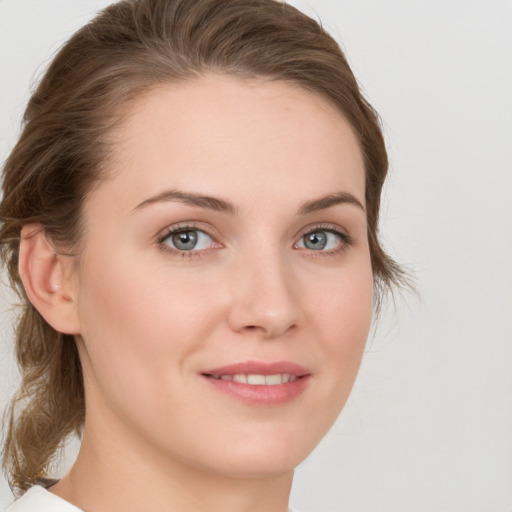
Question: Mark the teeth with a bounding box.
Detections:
[247,374,266,385]
[264,374,282,385]
[213,373,298,385]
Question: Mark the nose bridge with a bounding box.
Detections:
[227,241,300,338]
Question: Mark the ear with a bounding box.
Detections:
[18,224,81,335]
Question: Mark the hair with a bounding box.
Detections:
[0,0,407,495]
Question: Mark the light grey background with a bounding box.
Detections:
[1,1,511,511]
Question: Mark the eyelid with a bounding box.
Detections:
[156,221,223,256]
[156,221,220,241]
[294,223,354,252]
[295,222,352,240]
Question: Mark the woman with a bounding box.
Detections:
[0,0,405,511]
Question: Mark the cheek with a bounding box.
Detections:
[327,273,373,348]
[74,254,219,401]
[79,252,213,340]
[309,260,374,399]
[310,252,374,339]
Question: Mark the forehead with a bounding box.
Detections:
[98,74,366,212]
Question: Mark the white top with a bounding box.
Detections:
[4,485,298,511]
[5,486,83,512]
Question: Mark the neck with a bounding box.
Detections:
[50,418,293,512]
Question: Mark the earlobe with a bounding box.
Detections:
[18,224,81,335]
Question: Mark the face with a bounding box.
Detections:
[70,74,373,478]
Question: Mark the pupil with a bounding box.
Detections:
[305,231,327,250]
[173,231,198,250]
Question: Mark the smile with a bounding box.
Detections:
[208,373,298,385]
[201,361,310,406]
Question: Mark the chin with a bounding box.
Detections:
[189,423,324,479]
[201,450,302,480]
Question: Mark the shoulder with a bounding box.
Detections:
[5,486,83,512]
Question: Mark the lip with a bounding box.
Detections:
[201,360,311,407]
[202,360,310,377]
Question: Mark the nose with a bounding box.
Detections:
[227,249,300,339]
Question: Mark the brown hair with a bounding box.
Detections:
[1,0,406,494]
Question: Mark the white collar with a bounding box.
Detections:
[6,485,83,511]
[7,485,298,512]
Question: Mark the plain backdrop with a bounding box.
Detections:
[0,1,511,511]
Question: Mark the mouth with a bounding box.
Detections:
[200,361,311,406]
[205,373,300,385]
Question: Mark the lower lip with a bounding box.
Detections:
[202,375,310,406]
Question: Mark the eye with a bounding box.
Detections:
[161,228,214,252]
[296,229,346,251]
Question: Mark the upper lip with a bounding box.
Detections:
[202,360,310,377]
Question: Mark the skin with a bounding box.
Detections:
[23,75,373,512]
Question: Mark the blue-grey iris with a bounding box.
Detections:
[303,231,327,250]
[172,231,198,250]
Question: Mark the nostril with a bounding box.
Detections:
[242,325,266,333]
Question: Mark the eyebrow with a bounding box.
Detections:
[133,189,365,215]
[133,189,238,214]
[298,191,365,214]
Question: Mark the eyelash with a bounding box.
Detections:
[295,224,354,257]
[156,222,354,258]
[157,222,219,258]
